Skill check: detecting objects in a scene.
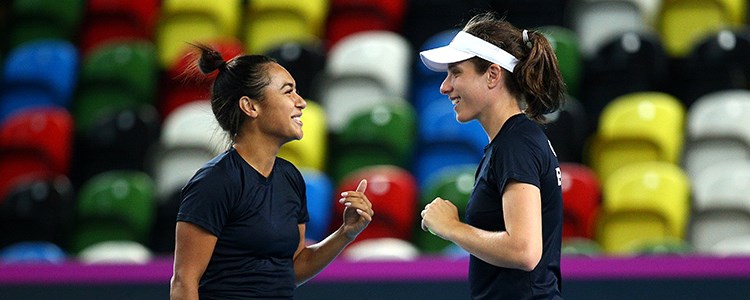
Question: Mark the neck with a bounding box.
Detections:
[478,91,523,142]
[232,132,281,177]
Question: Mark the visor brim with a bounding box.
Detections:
[419,46,475,72]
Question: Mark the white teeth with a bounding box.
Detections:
[292,116,301,122]
[451,99,459,105]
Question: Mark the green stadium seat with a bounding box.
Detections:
[71,170,155,253]
[634,237,694,256]
[538,26,582,98]
[414,164,476,253]
[329,101,416,182]
[7,0,84,48]
[73,41,158,133]
[562,237,603,257]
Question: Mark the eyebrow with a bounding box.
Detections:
[279,82,294,90]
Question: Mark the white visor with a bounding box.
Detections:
[420,31,519,72]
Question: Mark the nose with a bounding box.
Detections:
[439,73,452,95]
[296,92,307,109]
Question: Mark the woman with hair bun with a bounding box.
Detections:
[419,12,566,299]
[170,45,374,300]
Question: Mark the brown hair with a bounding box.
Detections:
[463,12,566,123]
[193,44,277,141]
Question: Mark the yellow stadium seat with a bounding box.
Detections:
[244,0,328,54]
[278,101,327,171]
[156,0,241,68]
[717,0,747,25]
[588,92,685,182]
[597,162,691,255]
[658,0,733,57]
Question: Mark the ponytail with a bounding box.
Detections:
[191,42,226,74]
[513,30,566,123]
[463,12,567,124]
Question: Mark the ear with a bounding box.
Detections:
[239,96,259,119]
[486,64,503,89]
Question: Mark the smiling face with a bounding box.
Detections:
[439,59,492,123]
[254,63,307,144]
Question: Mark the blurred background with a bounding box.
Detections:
[1,0,750,299]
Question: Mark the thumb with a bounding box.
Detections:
[356,179,367,193]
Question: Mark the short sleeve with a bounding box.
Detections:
[292,166,310,225]
[492,135,543,194]
[176,167,236,237]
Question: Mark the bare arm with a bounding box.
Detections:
[421,180,543,271]
[170,221,218,300]
[293,179,374,286]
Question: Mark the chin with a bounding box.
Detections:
[455,114,472,124]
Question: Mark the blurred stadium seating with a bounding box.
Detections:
[3,0,750,263]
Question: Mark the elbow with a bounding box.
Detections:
[516,243,542,272]
[170,273,198,299]
[170,274,184,294]
[518,252,541,272]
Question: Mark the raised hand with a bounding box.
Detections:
[338,179,374,240]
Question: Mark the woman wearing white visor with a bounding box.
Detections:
[419,12,565,299]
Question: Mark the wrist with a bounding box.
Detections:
[439,220,463,242]
[336,225,358,243]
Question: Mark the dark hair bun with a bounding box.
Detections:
[194,43,226,74]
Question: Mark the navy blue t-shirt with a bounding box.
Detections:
[177,148,309,299]
[466,114,563,299]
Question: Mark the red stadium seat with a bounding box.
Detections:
[0,150,52,202]
[331,165,418,242]
[560,162,601,240]
[325,0,406,50]
[0,108,73,175]
[79,0,160,54]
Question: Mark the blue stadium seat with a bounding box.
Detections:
[413,99,487,188]
[301,168,334,242]
[1,40,78,123]
[412,29,458,113]
[0,241,67,264]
